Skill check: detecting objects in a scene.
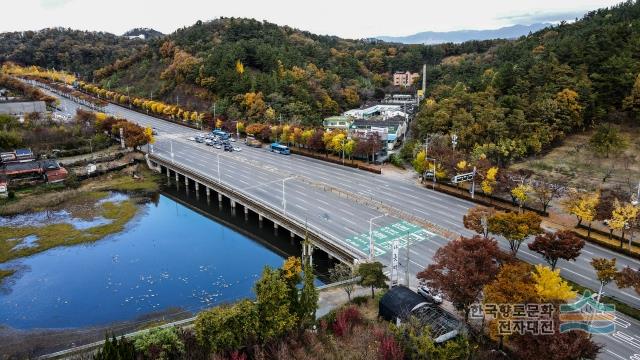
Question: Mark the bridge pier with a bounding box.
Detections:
[175,173,180,189]
[206,187,211,204]
[258,214,263,228]
[184,177,189,194]
[218,193,223,202]
[302,242,314,267]
[244,207,249,221]
[230,200,236,208]
[194,182,199,199]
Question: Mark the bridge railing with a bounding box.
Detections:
[149,153,367,263]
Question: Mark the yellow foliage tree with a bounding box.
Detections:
[511,184,532,211]
[144,127,155,144]
[609,199,639,248]
[215,118,224,129]
[235,60,245,75]
[567,191,600,237]
[531,264,576,302]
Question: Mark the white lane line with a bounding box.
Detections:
[562,268,591,281]
[295,204,308,211]
[343,227,358,235]
[344,218,357,226]
[604,349,626,360]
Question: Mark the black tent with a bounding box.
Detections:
[379,285,427,323]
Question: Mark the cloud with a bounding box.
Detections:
[497,10,587,24]
[40,0,74,9]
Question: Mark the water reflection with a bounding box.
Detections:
[0,187,328,330]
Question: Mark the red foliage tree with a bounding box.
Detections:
[528,230,585,270]
[417,235,505,321]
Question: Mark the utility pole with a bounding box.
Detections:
[404,235,411,286]
[369,214,386,261]
[471,166,477,199]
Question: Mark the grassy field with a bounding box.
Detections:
[0,165,162,283]
[511,124,640,191]
[0,199,138,264]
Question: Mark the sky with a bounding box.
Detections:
[0,0,625,38]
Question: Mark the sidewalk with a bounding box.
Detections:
[317,285,371,318]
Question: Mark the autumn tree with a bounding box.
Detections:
[511,183,532,212]
[418,235,504,321]
[565,190,600,237]
[488,211,542,257]
[616,267,640,295]
[532,264,576,301]
[532,179,564,213]
[528,230,585,270]
[509,313,601,360]
[357,261,389,299]
[483,262,537,349]
[462,206,495,238]
[591,258,617,304]
[609,199,639,248]
[194,300,258,353]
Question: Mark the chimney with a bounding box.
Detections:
[422,64,426,95]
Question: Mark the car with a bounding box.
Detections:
[214,144,222,149]
[195,136,205,143]
[417,285,443,304]
[205,139,214,146]
[233,146,241,152]
[152,127,158,135]
[230,138,236,142]
[224,144,233,152]
[187,136,196,142]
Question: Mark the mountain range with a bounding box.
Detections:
[377,23,551,44]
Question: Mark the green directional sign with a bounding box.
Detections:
[345,221,435,256]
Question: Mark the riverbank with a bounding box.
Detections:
[0,164,162,281]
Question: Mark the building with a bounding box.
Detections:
[393,71,420,87]
[0,159,68,186]
[379,286,461,343]
[343,104,407,120]
[322,116,353,131]
[0,148,34,163]
[352,115,407,150]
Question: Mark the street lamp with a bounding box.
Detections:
[216,153,221,183]
[369,214,387,261]
[281,176,297,216]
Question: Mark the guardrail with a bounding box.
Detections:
[149,153,366,264]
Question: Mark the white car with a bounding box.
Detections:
[233,146,241,152]
[214,144,222,149]
[230,138,236,142]
[187,136,196,142]
[417,285,443,304]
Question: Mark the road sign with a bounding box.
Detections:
[391,240,399,287]
[451,171,474,184]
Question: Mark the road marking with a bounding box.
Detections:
[562,268,591,281]
[604,349,626,360]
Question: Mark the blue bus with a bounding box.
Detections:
[270,143,290,155]
[211,130,230,140]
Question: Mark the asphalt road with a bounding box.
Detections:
[38,85,640,359]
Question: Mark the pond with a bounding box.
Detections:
[0,187,328,330]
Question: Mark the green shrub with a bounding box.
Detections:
[389,154,404,168]
[194,299,259,353]
[134,327,184,360]
[93,334,136,360]
[350,295,369,306]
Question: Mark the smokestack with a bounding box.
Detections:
[422,64,426,95]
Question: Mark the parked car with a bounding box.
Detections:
[224,144,233,152]
[205,139,214,146]
[233,146,241,152]
[214,144,222,149]
[187,136,196,142]
[417,285,443,304]
[195,136,205,143]
[230,138,236,142]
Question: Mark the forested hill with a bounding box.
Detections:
[83,18,502,125]
[0,28,145,77]
[412,0,640,165]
